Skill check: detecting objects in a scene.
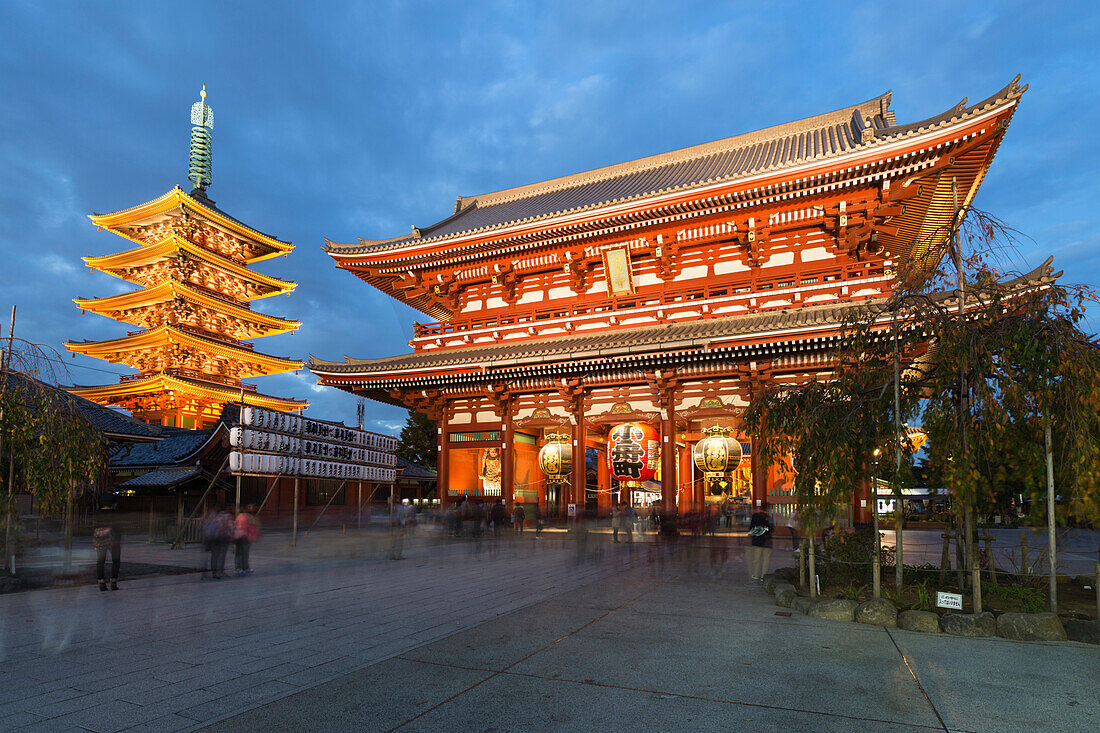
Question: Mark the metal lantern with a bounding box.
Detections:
[608,422,659,488]
[693,426,743,495]
[538,432,573,482]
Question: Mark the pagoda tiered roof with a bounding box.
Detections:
[66,323,303,379]
[73,280,300,339]
[82,233,296,299]
[68,373,307,414]
[90,186,293,264]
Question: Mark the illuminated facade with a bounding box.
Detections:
[311,79,1029,523]
[67,90,307,427]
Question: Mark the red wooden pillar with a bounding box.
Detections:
[597,447,611,514]
[750,435,766,509]
[437,404,450,512]
[502,404,514,507]
[661,404,676,517]
[570,411,585,519]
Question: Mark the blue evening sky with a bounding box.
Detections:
[1,1,1098,433]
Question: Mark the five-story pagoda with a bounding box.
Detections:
[66,88,308,428]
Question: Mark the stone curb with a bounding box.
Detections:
[761,584,1086,642]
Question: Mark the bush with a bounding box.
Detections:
[819,527,888,585]
[982,581,1045,613]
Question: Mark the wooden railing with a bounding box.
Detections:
[412,262,888,340]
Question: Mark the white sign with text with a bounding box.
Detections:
[936,592,963,610]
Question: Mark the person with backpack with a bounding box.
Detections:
[234,504,260,576]
[747,502,773,582]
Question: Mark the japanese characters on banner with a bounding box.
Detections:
[608,422,659,488]
[231,406,397,480]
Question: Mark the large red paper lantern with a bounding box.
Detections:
[608,422,659,488]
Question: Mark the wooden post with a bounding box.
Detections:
[799,538,807,591]
[291,476,299,547]
[939,531,951,586]
[147,499,155,544]
[982,535,997,582]
[808,531,817,599]
[1045,423,1057,613]
[357,481,362,529]
[1021,530,1029,577]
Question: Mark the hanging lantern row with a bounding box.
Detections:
[231,427,300,454]
[243,406,397,452]
[229,451,298,475]
[231,428,395,467]
[229,452,396,481]
[301,439,394,467]
[608,422,659,489]
[537,432,573,482]
[692,425,744,477]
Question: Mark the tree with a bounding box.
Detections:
[744,203,1100,611]
[394,409,437,471]
[2,335,106,573]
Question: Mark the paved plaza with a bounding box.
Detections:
[0,530,1096,732]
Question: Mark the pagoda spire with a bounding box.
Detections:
[189,85,213,193]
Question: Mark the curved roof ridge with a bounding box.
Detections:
[458,92,892,209]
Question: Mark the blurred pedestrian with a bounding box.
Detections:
[491,500,508,537]
[534,504,544,539]
[611,503,622,543]
[93,521,120,591]
[621,502,636,544]
[511,504,526,534]
[748,502,773,582]
[203,504,233,579]
[234,504,260,576]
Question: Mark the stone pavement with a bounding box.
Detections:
[1,532,1096,732]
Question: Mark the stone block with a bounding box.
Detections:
[940,612,996,637]
[774,584,798,608]
[897,610,942,634]
[1064,619,1100,645]
[855,598,897,627]
[995,613,1066,642]
[808,599,857,622]
[790,596,815,615]
[762,575,781,594]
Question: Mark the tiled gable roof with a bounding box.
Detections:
[328,78,1024,257]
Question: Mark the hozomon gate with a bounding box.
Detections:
[311,79,1027,525]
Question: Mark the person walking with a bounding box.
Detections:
[621,502,636,544]
[511,504,526,534]
[234,504,260,576]
[787,508,801,550]
[747,502,773,582]
[611,503,622,543]
[203,505,233,579]
[490,500,508,538]
[534,504,544,539]
[93,521,121,591]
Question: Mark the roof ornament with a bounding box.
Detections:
[188,85,214,193]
